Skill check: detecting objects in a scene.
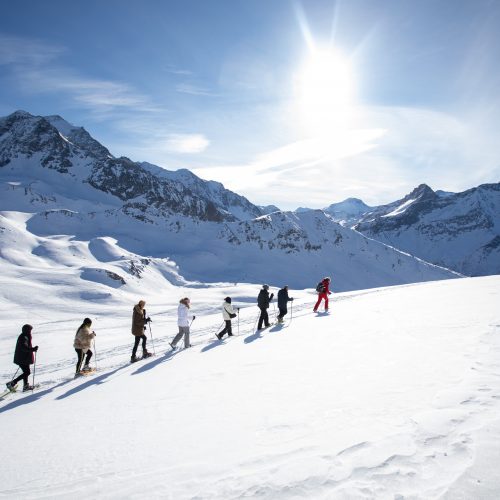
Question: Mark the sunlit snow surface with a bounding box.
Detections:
[1,274,499,499]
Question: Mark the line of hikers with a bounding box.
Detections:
[4,278,331,392]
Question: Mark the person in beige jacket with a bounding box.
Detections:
[74,318,96,375]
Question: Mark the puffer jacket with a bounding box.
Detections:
[73,325,95,352]
[222,301,235,320]
[178,303,190,327]
[132,304,147,336]
[14,331,35,365]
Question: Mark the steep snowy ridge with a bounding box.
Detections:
[355,183,500,276]
[0,110,460,291]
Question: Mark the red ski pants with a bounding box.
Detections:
[314,292,329,311]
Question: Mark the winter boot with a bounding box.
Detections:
[142,349,152,359]
[82,364,92,372]
[23,384,35,392]
[6,381,17,392]
[131,354,139,363]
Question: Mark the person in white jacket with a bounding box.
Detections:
[217,297,237,340]
[170,298,195,349]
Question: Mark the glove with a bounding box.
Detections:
[270,293,274,300]
[143,326,147,331]
[290,298,294,301]
[146,317,152,323]
[192,315,196,320]
[33,345,39,352]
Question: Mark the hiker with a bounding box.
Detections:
[6,324,38,392]
[170,297,195,349]
[217,297,237,339]
[131,300,152,362]
[257,284,274,330]
[313,276,332,312]
[277,286,294,323]
[74,317,96,375]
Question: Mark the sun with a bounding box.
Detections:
[295,47,355,136]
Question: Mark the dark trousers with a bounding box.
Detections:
[278,306,287,319]
[258,307,270,329]
[12,364,30,386]
[75,349,93,373]
[132,334,147,356]
[218,320,233,339]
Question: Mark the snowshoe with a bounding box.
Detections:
[131,355,139,363]
[6,381,17,392]
[23,384,36,392]
[142,351,153,359]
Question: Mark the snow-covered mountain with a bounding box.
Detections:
[355,183,500,276]
[0,110,460,291]
[0,111,261,223]
[323,197,373,227]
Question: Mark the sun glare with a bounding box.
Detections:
[295,48,355,136]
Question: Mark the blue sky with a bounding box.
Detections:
[1,0,499,209]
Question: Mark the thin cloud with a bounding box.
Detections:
[175,83,216,96]
[164,134,210,154]
[0,34,65,66]
[1,33,158,115]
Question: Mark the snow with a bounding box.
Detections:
[382,198,416,217]
[1,275,500,498]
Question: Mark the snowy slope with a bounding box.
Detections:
[355,183,500,276]
[1,276,499,499]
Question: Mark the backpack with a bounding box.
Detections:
[316,281,325,293]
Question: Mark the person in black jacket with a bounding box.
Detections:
[6,324,38,392]
[277,286,294,323]
[257,285,274,330]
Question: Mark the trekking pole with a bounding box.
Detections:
[290,301,293,322]
[32,351,37,392]
[213,320,224,337]
[10,367,19,384]
[148,322,156,355]
[237,308,240,336]
[253,310,260,332]
[93,337,98,371]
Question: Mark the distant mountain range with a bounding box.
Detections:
[305,183,499,277]
[1,110,491,294]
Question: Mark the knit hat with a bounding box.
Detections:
[22,324,33,335]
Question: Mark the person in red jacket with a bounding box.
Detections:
[313,277,332,312]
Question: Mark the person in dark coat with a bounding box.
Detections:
[277,286,294,323]
[6,324,38,392]
[131,300,152,362]
[257,285,274,330]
